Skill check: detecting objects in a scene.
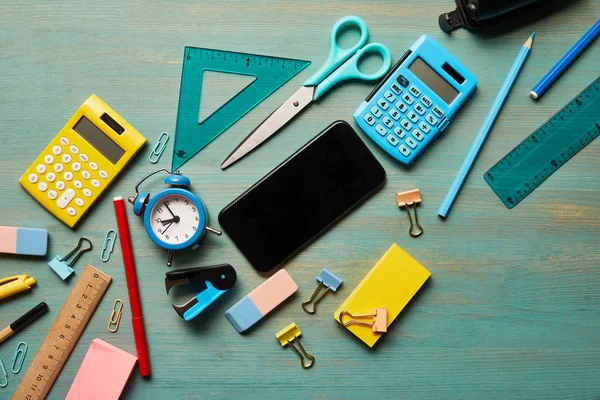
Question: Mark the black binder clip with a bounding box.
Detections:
[165,264,236,321]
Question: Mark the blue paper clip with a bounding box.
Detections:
[48,237,93,280]
[101,229,118,262]
[301,269,342,314]
[148,132,169,164]
[0,357,7,388]
[11,342,27,374]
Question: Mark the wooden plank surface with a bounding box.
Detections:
[1,1,599,399]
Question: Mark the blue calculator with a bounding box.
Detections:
[353,35,477,166]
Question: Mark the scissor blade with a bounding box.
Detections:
[221,86,315,169]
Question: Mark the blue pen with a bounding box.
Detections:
[438,33,534,218]
[531,19,600,100]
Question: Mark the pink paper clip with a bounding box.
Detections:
[395,189,423,238]
[339,308,388,333]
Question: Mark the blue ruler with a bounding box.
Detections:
[172,48,310,170]
[485,76,600,208]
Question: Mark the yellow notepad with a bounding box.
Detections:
[334,243,431,347]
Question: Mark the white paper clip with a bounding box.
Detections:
[396,189,423,238]
[302,269,342,314]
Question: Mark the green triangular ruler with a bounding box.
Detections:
[172,47,311,170]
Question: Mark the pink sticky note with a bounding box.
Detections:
[66,339,137,400]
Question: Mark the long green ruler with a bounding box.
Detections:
[172,47,310,170]
[485,76,600,208]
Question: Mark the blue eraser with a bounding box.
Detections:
[0,226,48,256]
[48,256,74,280]
[317,268,342,291]
[225,296,263,333]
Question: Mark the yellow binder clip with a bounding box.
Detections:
[275,322,315,369]
[339,308,388,333]
[396,189,423,238]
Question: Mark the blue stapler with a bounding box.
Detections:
[165,264,237,321]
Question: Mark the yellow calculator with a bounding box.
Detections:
[19,94,146,227]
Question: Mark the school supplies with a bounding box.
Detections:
[48,237,93,280]
[0,226,48,256]
[0,358,6,388]
[0,275,36,301]
[225,269,298,333]
[108,299,123,333]
[221,16,392,169]
[339,308,388,333]
[113,196,151,377]
[276,322,315,369]
[354,35,477,166]
[65,338,137,400]
[18,94,146,228]
[172,47,310,170]
[148,132,169,164]
[0,302,48,344]
[485,77,600,208]
[11,342,27,373]
[166,264,237,322]
[531,19,600,100]
[334,243,431,347]
[13,265,111,400]
[395,189,423,237]
[128,169,221,267]
[302,269,342,314]
[438,33,534,218]
[101,229,117,262]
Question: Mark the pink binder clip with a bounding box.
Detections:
[395,189,423,238]
[339,308,388,333]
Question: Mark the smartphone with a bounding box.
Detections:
[219,120,386,273]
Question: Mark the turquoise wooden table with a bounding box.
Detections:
[1,1,599,399]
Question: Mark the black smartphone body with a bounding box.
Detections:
[218,120,386,273]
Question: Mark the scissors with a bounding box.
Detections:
[221,16,392,169]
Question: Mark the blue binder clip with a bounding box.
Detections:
[48,238,93,280]
[302,268,342,314]
[165,264,236,322]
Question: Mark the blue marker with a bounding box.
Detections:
[438,33,534,218]
[531,19,600,100]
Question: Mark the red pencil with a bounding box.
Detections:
[113,196,151,377]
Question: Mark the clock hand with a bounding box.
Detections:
[161,221,174,235]
[161,216,181,225]
[164,202,177,218]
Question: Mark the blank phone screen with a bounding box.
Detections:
[219,121,385,273]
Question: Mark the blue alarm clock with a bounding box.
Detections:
[128,169,221,266]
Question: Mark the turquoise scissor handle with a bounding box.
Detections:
[303,15,369,87]
[312,43,392,100]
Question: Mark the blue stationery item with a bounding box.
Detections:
[531,19,600,100]
[438,33,534,218]
[100,229,117,262]
[11,342,28,374]
[221,15,392,169]
[148,132,169,164]
[0,357,7,388]
[353,35,477,166]
[48,237,93,280]
[0,226,48,256]
[302,269,343,314]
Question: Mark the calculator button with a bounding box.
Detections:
[28,173,38,183]
[369,106,382,118]
[418,121,431,133]
[73,180,83,189]
[393,127,406,139]
[79,153,89,163]
[390,83,402,95]
[56,180,66,191]
[44,155,54,165]
[394,101,408,113]
[409,85,421,98]
[383,90,396,102]
[432,106,444,118]
[53,163,64,173]
[401,93,414,105]
[363,113,376,126]
[47,190,58,200]
[38,182,48,192]
[99,170,108,179]
[52,145,62,155]
[388,109,401,120]
[72,162,81,172]
[405,137,418,149]
[67,207,77,217]
[69,145,79,154]
[46,172,56,182]
[425,114,438,126]
[407,111,419,123]
[59,137,69,146]
[81,170,91,180]
[397,75,409,87]
[57,188,75,209]
[89,162,98,171]
[36,164,47,174]
[400,119,413,131]
[376,98,389,110]
[91,179,100,188]
[375,124,387,136]
[75,198,85,207]
[386,134,399,147]
[398,145,411,157]
[382,116,394,128]
[413,103,426,115]
[412,129,425,141]
[61,154,72,164]
[83,188,93,198]
[63,171,74,181]
[420,96,432,108]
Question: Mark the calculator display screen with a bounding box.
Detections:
[409,57,458,104]
[73,116,125,164]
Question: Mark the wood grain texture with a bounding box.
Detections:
[0,1,599,399]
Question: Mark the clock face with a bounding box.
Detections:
[148,193,204,247]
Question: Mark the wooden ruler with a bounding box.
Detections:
[12,265,111,400]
